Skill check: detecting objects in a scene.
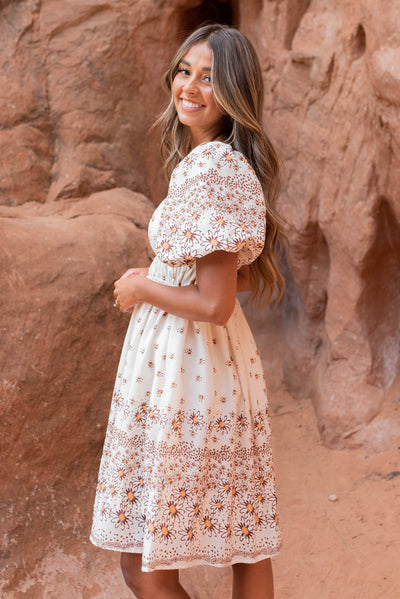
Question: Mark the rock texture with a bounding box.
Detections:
[0,187,154,594]
[0,0,198,206]
[241,0,400,448]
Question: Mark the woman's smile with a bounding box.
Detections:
[180,98,204,111]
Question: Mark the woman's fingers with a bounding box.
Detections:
[113,277,140,313]
[120,266,149,280]
[113,267,148,311]
[120,268,140,279]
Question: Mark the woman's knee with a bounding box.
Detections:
[232,558,274,599]
[120,553,184,598]
[120,552,144,596]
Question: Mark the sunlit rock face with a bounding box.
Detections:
[0,188,153,596]
[241,0,400,449]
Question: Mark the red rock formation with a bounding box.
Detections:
[0,188,153,594]
[241,0,400,449]
[0,0,191,206]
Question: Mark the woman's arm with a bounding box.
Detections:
[113,251,238,326]
[237,265,250,292]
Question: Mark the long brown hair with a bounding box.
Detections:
[156,23,285,306]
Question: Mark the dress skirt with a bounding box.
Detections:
[90,256,282,572]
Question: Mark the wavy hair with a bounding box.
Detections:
[156,23,285,306]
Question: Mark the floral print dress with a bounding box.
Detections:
[90,141,282,572]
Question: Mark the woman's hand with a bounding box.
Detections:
[113,252,238,325]
[120,267,150,280]
[113,267,149,312]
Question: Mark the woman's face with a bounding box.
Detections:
[172,41,224,147]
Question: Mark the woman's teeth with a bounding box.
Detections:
[182,99,202,109]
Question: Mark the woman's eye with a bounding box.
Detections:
[177,68,190,76]
[204,75,211,83]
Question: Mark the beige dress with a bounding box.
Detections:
[90,141,282,572]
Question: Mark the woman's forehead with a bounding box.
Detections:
[180,41,213,65]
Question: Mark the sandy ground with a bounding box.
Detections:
[7,311,400,598]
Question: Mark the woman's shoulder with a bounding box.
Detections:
[188,140,245,164]
[190,140,232,157]
[173,140,258,182]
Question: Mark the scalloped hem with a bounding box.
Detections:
[90,534,281,572]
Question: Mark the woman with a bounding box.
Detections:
[90,23,284,599]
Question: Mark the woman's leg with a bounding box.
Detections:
[232,558,274,599]
[120,552,192,599]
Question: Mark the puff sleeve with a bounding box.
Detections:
[155,142,266,268]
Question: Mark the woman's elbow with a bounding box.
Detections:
[208,300,235,326]
[214,314,231,327]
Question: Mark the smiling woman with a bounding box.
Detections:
[90,23,284,599]
[172,43,224,147]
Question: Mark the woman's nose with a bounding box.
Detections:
[183,75,198,94]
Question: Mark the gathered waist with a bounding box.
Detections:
[147,256,196,287]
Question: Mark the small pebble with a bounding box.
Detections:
[328,494,338,502]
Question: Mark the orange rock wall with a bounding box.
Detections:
[1,0,399,595]
[248,0,400,448]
